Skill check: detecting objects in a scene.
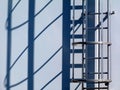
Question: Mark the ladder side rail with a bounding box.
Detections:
[71,0,75,81]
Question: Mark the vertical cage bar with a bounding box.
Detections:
[100,0,104,79]
[82,0,85,89]
[72,0,75,80]
[107,0,109,80]
[98,0,101,89]
[86,0,95,88]
[85,0,88,80]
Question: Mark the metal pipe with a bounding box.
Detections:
[100,0,104,79]
[72,0,75,80]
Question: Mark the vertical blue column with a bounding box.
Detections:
[87,0,95,88]
[62,0,71,90]
[28,0,35,90]
[6,0,12,90]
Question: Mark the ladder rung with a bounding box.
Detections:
[83,72,108,75]
[87,12,108,15]
[83,57,108,60]
[83,87,108,89]
[84,27,108,30]
[72,41,111,45]
[86,79,111,83]
[70,49,83,53]
[84,11,115,16]
[71,79,86,83]
[70,35,83,38]
[70,64,84,68]
[71,79,111,83]
[70,5,84,9]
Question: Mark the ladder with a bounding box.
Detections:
[70,0,87,89]
[62,0,86,89]
[71,0,114,90]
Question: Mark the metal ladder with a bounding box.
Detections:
[70,0,86,89]
[71,0,114,89]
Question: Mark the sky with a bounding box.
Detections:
[110,0,120,90]
[0,0,120,90]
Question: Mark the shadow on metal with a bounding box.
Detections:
[11,0,53,30]
[70,14,84,32]
[6,0,13,90]
[5,0,21,29]
[40,71,62,90]
[8,46,62,88]
[4,13,62,88]
[74,82,82,90]
[5,0,62,89]
[96,14,108,30]
[4,14,62,86]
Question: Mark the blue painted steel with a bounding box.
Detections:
[28,0,35,90]
[6,0,12,90]
[5,0,95,89]
[62,0,71,90]
[62,0,95,89]
[86,0,95,88]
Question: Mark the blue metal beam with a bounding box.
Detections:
[62,0,71,90]
[28,0,35,90]
[86,0,95,88]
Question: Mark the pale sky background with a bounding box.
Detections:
[0,0,120,90]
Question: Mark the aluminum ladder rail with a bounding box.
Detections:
[71,0,114,90]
